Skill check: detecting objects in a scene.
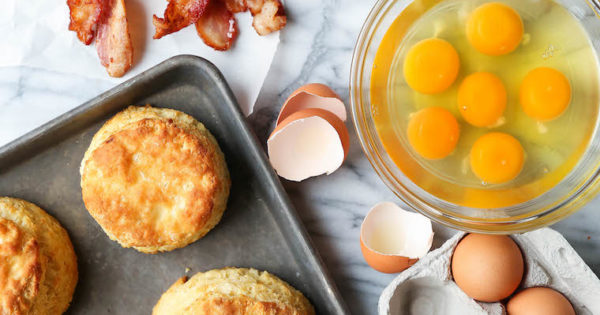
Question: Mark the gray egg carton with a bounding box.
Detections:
[379,228,600,315]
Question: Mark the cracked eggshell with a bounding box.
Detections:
[360,202,434,273]
[276,83,347,125]
[267,108,349,182]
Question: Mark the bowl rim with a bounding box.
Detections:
[350,0,600,233]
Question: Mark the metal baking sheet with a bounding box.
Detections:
[0,55,349,314]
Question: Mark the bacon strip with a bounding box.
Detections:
[96,0,133,77]
[195,0,238,51]
[153,0,210,39]
[246,0,286,36]
[245,0,263,14]
[223,0,247,13]
[67,0,104,44]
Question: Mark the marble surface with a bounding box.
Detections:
[1,0,599,314]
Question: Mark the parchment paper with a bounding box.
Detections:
[0,0,280,116]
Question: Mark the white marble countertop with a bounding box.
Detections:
[1,0,599,314]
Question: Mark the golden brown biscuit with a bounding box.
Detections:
[0,197,78,315]
[80,105,230,253]
[153,268,315,315]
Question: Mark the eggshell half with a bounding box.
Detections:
[277,83,347,125]
[360,202,434,273]
[268,108,349,182]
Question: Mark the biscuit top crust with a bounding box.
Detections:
[81,114,224,251]
[153,268,315,315]
[0,218,41,315]
[0,197,78,315]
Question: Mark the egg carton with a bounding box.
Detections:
[378,228,600,315]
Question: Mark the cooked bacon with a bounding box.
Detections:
[195,0,238,51]
[245,0,262,14]
[246,0,286,35]
[223,0,247,13]
[67,0,104,44]
[96,0,133,77]
[153,0,209,39]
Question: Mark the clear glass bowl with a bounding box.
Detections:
[350,0,600,233]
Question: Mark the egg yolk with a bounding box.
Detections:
[470,132,524,184]
[520,67,571,121]
[407,107,460,159]
[458,72,507,127]
[404,38,460,94]
[466,2,524,56]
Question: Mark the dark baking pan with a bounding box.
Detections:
[0,55,349,314]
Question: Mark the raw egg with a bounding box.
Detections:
[520,67,571,121]
[360,202,433,273]
[458,72,507,127]
[407,107,460,160]
[403,38,460,94]
[470,132,524,184]
[451,234,524,302]
[277,83,346,125]
[507,287,575,315]
[466,2,523,56]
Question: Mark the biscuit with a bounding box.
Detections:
[0,197,78,315]
[153,267,315,315]
[80,105,230,253]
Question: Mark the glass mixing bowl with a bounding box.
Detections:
[350,0,600,233]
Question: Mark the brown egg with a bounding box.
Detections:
[451,234,524,302]
[507,287,575,315]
